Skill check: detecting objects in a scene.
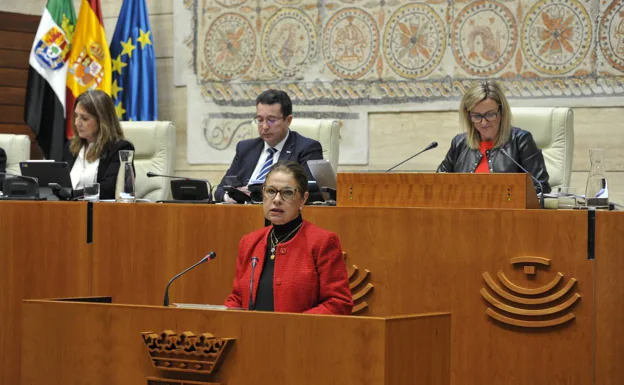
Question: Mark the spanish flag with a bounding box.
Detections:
[66,0,111,138]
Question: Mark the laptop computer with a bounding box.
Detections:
[20,161,73,188]
[307,159,336,190]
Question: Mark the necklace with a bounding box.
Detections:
[269,222,303,260]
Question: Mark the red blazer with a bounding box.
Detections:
[224,221,353,315]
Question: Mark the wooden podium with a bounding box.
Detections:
[337,173,540,209]
[21,299,450,385]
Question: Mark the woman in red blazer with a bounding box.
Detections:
[224,161,353,315]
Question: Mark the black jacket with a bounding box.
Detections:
[214,130,323,201]
[437,127,551,194]
[63,139,135,199]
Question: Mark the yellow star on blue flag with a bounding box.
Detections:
[109,0,157,121]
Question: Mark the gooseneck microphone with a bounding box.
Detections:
[147,171,213,201]
[248,256,259,310]
[0,171,38,184]
[500,148,545,209]
[386,141,438,172]
[163,251,217,307]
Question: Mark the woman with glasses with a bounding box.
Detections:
[437,80,551,193]
[224,161,353,314]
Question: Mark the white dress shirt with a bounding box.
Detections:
[248,130,290,183]
[70,143,100,190]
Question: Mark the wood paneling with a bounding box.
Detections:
[595,212,624,385]
[0,67,28,86]
[0,104,24,123]
[0,11,38,159]
[0,48,30,69]
[21,301,450,385]
[0,11,39,32]
[337,172,539,209]
[89,203,600,385]
[0,202,91,385]
[306,207,593,385]
[91,204,263,305]
[0,86,26,105]
[0,30,34,51]
[0,123,32,135]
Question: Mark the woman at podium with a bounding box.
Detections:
[224,161,353,314]
[63,90,135,199]
[437,80,551,193]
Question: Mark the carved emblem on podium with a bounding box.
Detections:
[481,257,581,328]
[344,252,374,314]
[141,330,234,384]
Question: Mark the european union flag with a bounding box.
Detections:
[109,0,157,121]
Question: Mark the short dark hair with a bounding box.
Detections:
[266,161,308,196]
[256,89,292,117]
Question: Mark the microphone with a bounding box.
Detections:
[48,183,72,201]
[147,171,213,201]
[0,171,38,184]
[248,256,259,310]
[499,148,544,209]
[386,141,438,172]
[163,251,216,307]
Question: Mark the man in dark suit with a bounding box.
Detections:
[214,90,323,202]
[0,147,7,191]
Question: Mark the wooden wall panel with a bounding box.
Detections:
[0,11,41,159]
[0,86,26,105]
[0,68,28,86]
[0,48,30,68]
[90,204,599,385]
[0,202,92,385]
[0,11,39,32]
[595,212,624,385]
[22,301,450,385]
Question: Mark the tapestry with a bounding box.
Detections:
[174,0,624,165]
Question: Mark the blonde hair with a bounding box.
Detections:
[70,90,125,162]
[459,80,512,149]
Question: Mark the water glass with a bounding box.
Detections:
[84,182,100,202]
[557,187,577,209]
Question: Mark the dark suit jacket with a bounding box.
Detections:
[224,220,353,315]
[214,130,323,201]
[63,139,135,200]
[0,147,6,190]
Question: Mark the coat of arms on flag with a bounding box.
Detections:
[69,42,105,88]
[34,26,70,70]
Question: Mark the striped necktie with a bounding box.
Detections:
[256,147,278,181]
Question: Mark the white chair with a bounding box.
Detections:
[0,134,31,175]
[511,107,574,190]
[252,118,341,171]
[120,121,176,201]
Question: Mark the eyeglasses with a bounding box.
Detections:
[253,116,284,127]
[263,186,299,201]
[469,107,500,123]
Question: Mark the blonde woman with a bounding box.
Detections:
[437,80,551,194]
[63,90,134,199]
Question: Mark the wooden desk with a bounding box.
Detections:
[337,172,540,209]
[21,300,451,385]
[90,204,598,385]
[0,202,91,385]
[0,202,621,385]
